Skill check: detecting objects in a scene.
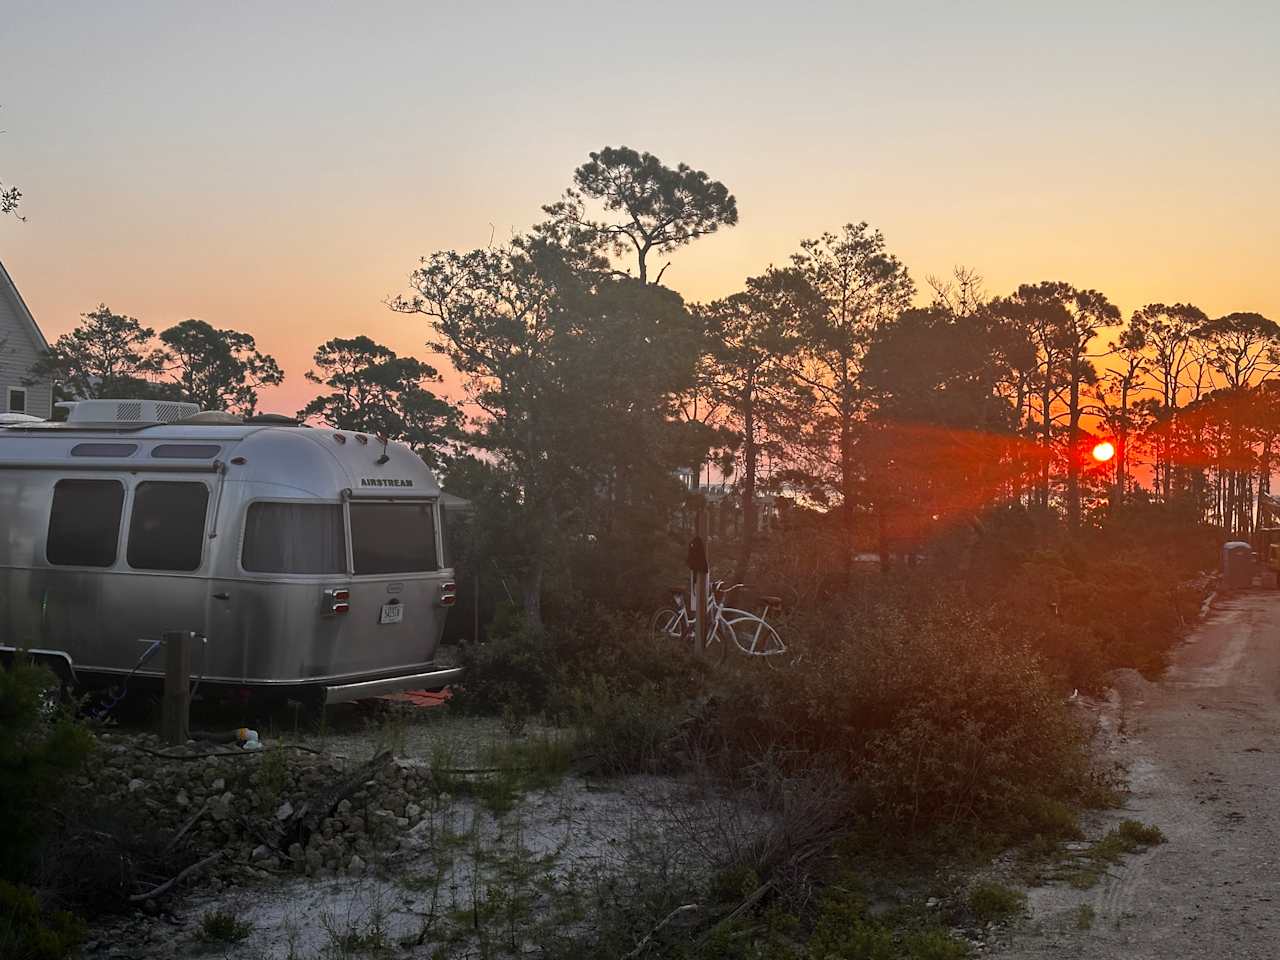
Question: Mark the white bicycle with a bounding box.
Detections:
[649,580,788,666]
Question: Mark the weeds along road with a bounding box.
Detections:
[1002,591,1280,958]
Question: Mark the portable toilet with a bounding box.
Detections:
[1222,541,1255,589]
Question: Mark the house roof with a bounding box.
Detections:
[0,258,50,352]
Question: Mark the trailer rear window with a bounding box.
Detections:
[71,443,138,457]
[47,479,125,567]
[242,502,346,574]
[127,482,210,571]
[151,444,221,459]
[350,502,438,574]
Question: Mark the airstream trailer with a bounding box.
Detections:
[0,399,461,705]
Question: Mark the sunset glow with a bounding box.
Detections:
[2,3,1278,414]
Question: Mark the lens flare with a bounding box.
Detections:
[1092,441,1116,463]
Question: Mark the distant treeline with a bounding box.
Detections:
[31,145,1273,620]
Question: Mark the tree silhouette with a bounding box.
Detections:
[300,335,460,467]
[541,146,738,284]
[29,304,166,400]
[158,319,283,415]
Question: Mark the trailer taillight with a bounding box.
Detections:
[324,588,351,616]
[439,581,457,606]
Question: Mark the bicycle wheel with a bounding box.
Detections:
[650,607,685,645]
[701,618,730,665]
[725,615,788,667]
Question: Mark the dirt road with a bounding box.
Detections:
[1002,592,1280,958]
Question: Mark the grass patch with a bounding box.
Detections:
[967,881,1026,924]
[1058,819,1166,889]
[426,732,575,816]
[197,908,253,944]
[1073,903,1095,930]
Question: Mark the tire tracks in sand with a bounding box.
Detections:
[999,593,1280,959]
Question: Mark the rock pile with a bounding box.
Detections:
[77,731,439,888]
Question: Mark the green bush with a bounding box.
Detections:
[966,881,1026,924]
[197,909,253,944]
[451,601,709,723]
[0,880,84,960]
[695,590,1101,840]
[0,659,94,880]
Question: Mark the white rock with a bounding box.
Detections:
[347,854,366,874]
[251,844,272,861]
[405,803,422,822]
[128,778,145,793]
[211,777,226,792]
[275,800,294,821]
[210,791,234,821]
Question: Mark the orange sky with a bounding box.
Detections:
[2,3,1277,415]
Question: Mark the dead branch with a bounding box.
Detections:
[275,749,393,851]
[622,903,701,959]
[696,881,775,946]
[128,850,222,903]
[163,799,209,853]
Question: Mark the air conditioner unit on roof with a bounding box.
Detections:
[61,399,202,424]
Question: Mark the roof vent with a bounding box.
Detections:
[62,399,202,424]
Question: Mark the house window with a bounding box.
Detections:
[6,387,26,414]
[242,502,346,574]
[47,479,125,567]
[127,482,210,571]
[349,501,439,574]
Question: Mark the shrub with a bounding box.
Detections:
[702,590,1100,841]
[0,880,84,960]
[197,909,253,944]
[0,658,94,881]
[966,881,1026,924]
[451,601,710,725]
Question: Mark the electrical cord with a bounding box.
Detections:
[189,634,207,699]
[91,639,162,719]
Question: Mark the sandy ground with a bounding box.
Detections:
[999,591,1280,959]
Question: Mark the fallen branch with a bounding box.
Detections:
[130,743,329,762]
[622,903,700,960]
[276,750,393,851]
[697,881,774,946]
[128,850,222,903]
[163,799,210,853]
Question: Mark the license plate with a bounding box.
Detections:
[379,601,404,624]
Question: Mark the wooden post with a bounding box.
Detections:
[694,507,709,659]
[161,630,192,746]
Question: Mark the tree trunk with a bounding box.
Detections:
[734,375,757,584]
[1066,354,1081,530]
[840,391,856,586]
[1040,378,1052,511]
[1116,379,1129,502]
[522,554,544,629]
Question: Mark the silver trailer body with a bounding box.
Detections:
[0,407,461,703]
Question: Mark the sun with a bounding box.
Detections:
[1091,441,1116,463]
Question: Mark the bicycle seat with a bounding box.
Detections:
[760,595,783,607]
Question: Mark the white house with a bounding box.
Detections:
[0,259,53,419]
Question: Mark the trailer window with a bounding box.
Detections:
[152,444,221,459]
[350,502,438,574]
[127,482,209,571]
[242,502,346,574]
[71,443,138,457]
[47,479,125,567]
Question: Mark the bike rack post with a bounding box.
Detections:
[692,504,710,659]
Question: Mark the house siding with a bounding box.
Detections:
[0,269,53,419]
